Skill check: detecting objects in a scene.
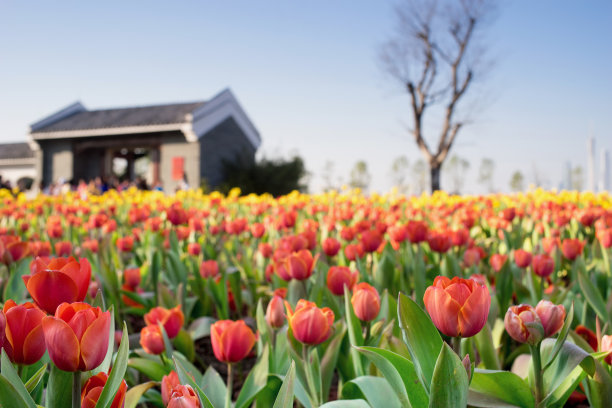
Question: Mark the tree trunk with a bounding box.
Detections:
[430,164,441,193]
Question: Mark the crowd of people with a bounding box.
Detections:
[39,176,164,197]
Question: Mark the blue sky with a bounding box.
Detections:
[1,0,611,193]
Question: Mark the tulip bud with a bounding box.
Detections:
[161,371,181,406]
[561,239,584,261]
[489,254,508,273]
[462,354,472,382]
[535,300,565,337]
[351,283,381,322]
[427,231,452,253]
[81,372,127,408]
[144,305,184,339]
[167,384,200,408]
[601,335,612,365]
[200,260,219,278]
[285,299,335,345]
[2,301,46,365]
[406,220,428,243]
[327,266,359,296]
[140,324,165,355]
[266,296,286,328]
[514,249,532,269]
[284,250,317,281]
[424,276,491,338]
[187,243,201,256]
[504,304,544,345]
[322,237,341,257]
[532,254,554,278]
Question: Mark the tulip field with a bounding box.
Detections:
[1,187,612,408]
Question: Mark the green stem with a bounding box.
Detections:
[302,346,319,407]
[225,364,233,408]
[452,337,462,357]
[72,371,81,408]
[530,344,544,407]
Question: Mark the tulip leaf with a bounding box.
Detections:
[256,299,270,346]
[92,305,115,376]
[24,363,47,394]
[584,357,612,408]
[128,357,170,381]
[543,302,574,370]
[577,267,610,323]
[428,343,469,408]
[3,259,30,302]
[468,369,534,408]
[321,324,347,399]
[189,316,216,340]
[344,285,365,377]
[124,381,157,408]
[200,366,227,408]
[46,364,72,408]
[319,400,371,408]
[397,292,443,392]
[174,356,215,408]
[151,251,162,306]
[0,350,36,408]
[172,329,195,362]
[158,322,174,361]
[342,376,402,408]
[95,323,130,408]
[473,323,501,370]
[357,346,428,408]
[0,374,30,408]
[235,345,270,408]
[273,361,296,408]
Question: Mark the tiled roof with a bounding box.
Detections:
[31,101,205,133]
[0,143,34,159]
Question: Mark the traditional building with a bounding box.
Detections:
[28,88,260,192]
[0,142,36,189]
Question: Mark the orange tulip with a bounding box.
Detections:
[284,250,317,281]
[597,228,612,249]
[161,371,181,406]
[167,384,200,408]
[140,324,165,355]
[0,237,30,264]
[561,238,584,261]
[489,254,507,273]
[210,320,256,363]
[144,305,184,339]
[200,260,219,278]
[285,299,334,345]
[24,257,92,314]
[504,304,543,345]
[54,241,72,257]
[81,372,127,408]
[463,248,481,267]
[514,249,532,269]
[266,295,286,328]
[424,276,491,338]
[2,300,46,365]
[123,267,141,288]
[351,282,380,322]
[327,266,359,296]
[42,302,110,372]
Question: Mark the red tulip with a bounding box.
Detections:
[601,335,612,364]
[161,371,180,406]
[167,384,200,408]
[535,300,565,337]
[266,295,286,328]
[2,300,46,365]
[406,220,428,244]
[144,306,184,339]
[344,243,364,261]
[327,266,359,296]
[200,260,219,278]
[322,237,341,257]
[514,249,532,269]
[575,325,597,351]
[285,299,334,345]
[427,231,452,253]
[1,238,30,264]
[250,223,265,238]
[81,372,127,408]
[424,276,491,338]
[284,250,317,281]
[54,241,72,257]
[351,283,380,322]
[360,230,383,253]
[24,257,92,314]
[116,236,134,252]
[532,254,554,278]
[561,238,584,261]
[504,304,542,345]
[489,254,507,273]
[42,302,110,372]
[187,243,201,256]
[597,228,612,249]
[210,320,256,363]
[140,325,165,355]
[123,267,141,288]
[258,243,273,258]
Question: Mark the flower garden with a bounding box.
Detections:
[0,187,611,408]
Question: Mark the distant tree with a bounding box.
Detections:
[478,158,495,192]
[380,0,496,192]
[390,155,410,194]
[219,155,308,196]
[412,159,429,195]
[571,166,584,191]
[443,154,470,194]
[349,160,371,192]
[509,171,524,192]
[321,160,341,192]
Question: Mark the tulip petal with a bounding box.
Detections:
[220,321,255,363]
[79,312,110,371]
[424,286,461,337]
[26,271,79,314]
[42,316,80,371]
[458,285,490,337]
[22,324,46,365]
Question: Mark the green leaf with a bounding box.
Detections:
[124,381,157,408]
[128,357,170,381]
[468,369,534,408]
[0,375,29,408]
[357,346,427,408]
[0,350,36,408]
[256,299,270,346]
[544,302,574,370]
[200,367,227,408]
[320,324,346,399]
[584,357,612,408]
[46,364,72,408]
[23,363,47,394]
[577,263,609,323]
[473,323,501,370]
[2,258,31,301]
[174,356,214,408]
[235,345,270,408]
[273,361,296,408]
[159,322,174,360]
[95,323,130,408]
[172,329,195,362]
[189,316,216,340]
[342,376,402,408]
[397,292,443,392]
[428,343,468,408]
[344,286,365,377]
[319,400,371,408]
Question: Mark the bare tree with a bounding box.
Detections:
[389,155,410,194]
[412,159,429,195]
[380,0,495,192]
[478,157,495,193]
[443,154,470,194]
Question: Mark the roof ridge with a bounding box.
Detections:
[86,100,206,112]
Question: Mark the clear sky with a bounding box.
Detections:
[1,0,611,194]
